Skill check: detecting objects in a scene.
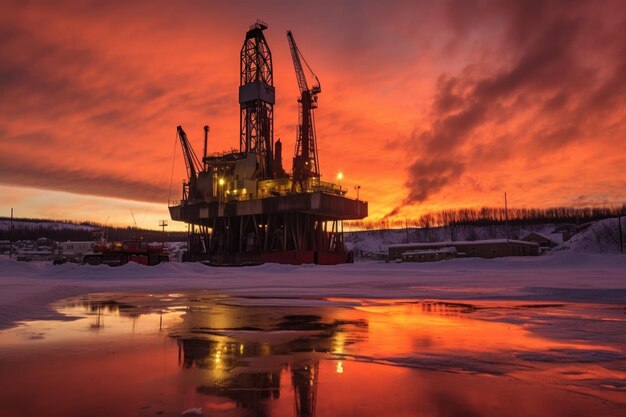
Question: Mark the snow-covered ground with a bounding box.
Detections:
[346,217,624,255]
[1,250,625,330]
[345,223,563,255]
[1,217,624,330]
[552,217,624,254]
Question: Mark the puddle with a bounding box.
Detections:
[0,293,625,416]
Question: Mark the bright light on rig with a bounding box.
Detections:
[218,178,225,186]
[337,172,343,181]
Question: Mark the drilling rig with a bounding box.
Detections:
[169,21,367,265]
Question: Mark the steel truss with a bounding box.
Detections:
[185,213,345,264]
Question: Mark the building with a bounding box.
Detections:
[389,239,539,261]
[401,247,457,263]
[521,232,563,250]
[554,223,578,241]
[57,241,96,262]
[16,249,55,262]
[0,240,11,253]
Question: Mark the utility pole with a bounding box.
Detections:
[9,208,13,259]
[504,192,509,241]
[405,219,409,243]
[159,220,168,243]
[617,215,624,255]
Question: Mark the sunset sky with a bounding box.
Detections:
[1,0,625,229]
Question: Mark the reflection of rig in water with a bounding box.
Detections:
[178,338,317,417]
[59,296,369,416]
[420,301,476,315]
[169,21,367,265]
[176,311,368,417]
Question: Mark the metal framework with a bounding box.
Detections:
[287,31,321,192]
[292,361,318,417]
[240,20,275,179]
[177,125,202,200]
[185,211,346,265]
[170,21,367,266]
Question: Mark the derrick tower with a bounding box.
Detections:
[239,20,275,179]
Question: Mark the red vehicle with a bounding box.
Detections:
[82,239,169,266]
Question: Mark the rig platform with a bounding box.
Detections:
[169,21,367,264]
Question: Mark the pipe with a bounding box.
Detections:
[203,125,209,170]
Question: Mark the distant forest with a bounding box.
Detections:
[347,205,626,231]
[2,205,625,241]
[0,217,187,242]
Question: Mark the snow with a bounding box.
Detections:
[0,218,623,330]
[551,218,624,254]
[180,408,203,416]
[345,223,564,255]
[1,250,625,330]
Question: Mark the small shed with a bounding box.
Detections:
[521,232,562,248]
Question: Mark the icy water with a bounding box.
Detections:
[0,293,625,417]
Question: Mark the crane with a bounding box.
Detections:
[287,30,321,192]
[176,125,203,200]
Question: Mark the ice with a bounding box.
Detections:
[1,217,625,329]
[181,408,203,416]
[1,247,625,330]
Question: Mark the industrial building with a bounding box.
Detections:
[169,21,367,265]
[400,247,458,263]
[389,239,539,262]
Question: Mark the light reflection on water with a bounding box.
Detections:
[0,292,624,417]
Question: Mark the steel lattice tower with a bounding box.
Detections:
[239,20,275,179]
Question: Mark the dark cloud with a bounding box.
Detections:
[0,161,171,203]
[406,156,466,203]
[399,0,626,209]
[433,75,466,115]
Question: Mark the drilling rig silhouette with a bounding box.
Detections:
[170,21,367,265]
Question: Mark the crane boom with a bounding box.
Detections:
[287,31,320,95]
[287,31,321,192]
[176,125,202,199]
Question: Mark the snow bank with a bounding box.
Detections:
[551,218,624,254]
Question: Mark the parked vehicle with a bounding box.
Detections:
[82,239,169,266]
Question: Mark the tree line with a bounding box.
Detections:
[0,217,187,242]
[346,205,626,231]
